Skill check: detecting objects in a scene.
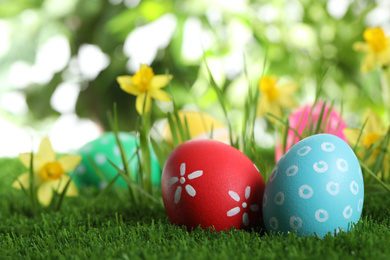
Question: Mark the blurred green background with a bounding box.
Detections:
[0,0,389,156]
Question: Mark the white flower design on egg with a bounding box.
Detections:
[168,163,203,204]
[227,186,259,226]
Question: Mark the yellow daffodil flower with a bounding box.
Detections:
[257,76,298,120]
[353,27,390,73]
[117,64,173,115]
[12,138,81,206]
[343,109,390,179]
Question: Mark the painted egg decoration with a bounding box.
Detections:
[263,134,364,237]
[161,139,265,231]
[73,132,161,189]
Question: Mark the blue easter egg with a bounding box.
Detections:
[262,134,364,237]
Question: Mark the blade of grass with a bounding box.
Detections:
[167,112,180,147]
[360,160,390,193]
[87,156,108,183]
[166,69,188,144]
[282,118,290,154]
[107,103,136,203]
[334,99,344,136]
[322,100,334,133]
[106,157,160,205]
[55,170,77,211]
[267,113,303,140]
[203,57,234,147]
[183,114,191,141]
[91,172,121,206]
[138,127,153,197]
[353,117,368,152]
[150,138,169,169]
[29,148,36,211]
[16,178,31,205]
[372,129,390,178]
[313,101,327,135]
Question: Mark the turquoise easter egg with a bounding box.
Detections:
[73,132,161,189]
[262,134,364,237]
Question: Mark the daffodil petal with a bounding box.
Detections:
[149,89,171,102]
[378,49,390,66]
[361,53,378,73]
[342,128,364,146]
[19,153,41,174]
[280,83,298,94]
[257,96,270,116]
[353,42,370,52]
[150,75,172,89]
[117,75,133,85]
[58,155,81,173]
[363,109,383,133]
[268,102,283,119]
[135,93,152,115]
[37,182,54,207]
[53,175,79,196]
[117,76,142,95]
[12,172,30,190]
[19,153,31,168]
[38,138,56,165]
[278,94,297,108]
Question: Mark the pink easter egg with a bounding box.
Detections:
[275,102,348,162]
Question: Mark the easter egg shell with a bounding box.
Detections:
[73,132,161,189]
[263,134,364,237]
[161,139,265,231]
[163,111,230,144]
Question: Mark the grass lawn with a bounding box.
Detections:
[1,157,390,259]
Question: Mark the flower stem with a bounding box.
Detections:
[380,66,390,121]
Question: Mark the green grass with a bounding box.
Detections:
[1,158,390,259]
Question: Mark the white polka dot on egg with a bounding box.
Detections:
[315,209,329,222]
[297,146,312,156]
[76,164,86,175]
[326,182,339,195]
[321,142,335,152]
[95,154,106,165]
[299,184,313,199]
[286,165,298,176]
[269,167,278,182]
[313,161,328,173]
[274,192,285,206]
[289,216,302,230]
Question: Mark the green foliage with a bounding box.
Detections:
[1,158,390,259]
[0,0,383,131]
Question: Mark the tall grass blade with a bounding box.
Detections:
[29,149,36,211]
[203,57,234,147]
[372,129,390,178]
[92,172,121,206]
[106,157,160,205]
[353,118,368,152]
[55,171,77,211]
[313,102,327,135]
[167,112,180,147]
[360,160,390,193]
[282,118,289,154]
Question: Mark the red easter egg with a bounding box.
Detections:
[161,139,265,231]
